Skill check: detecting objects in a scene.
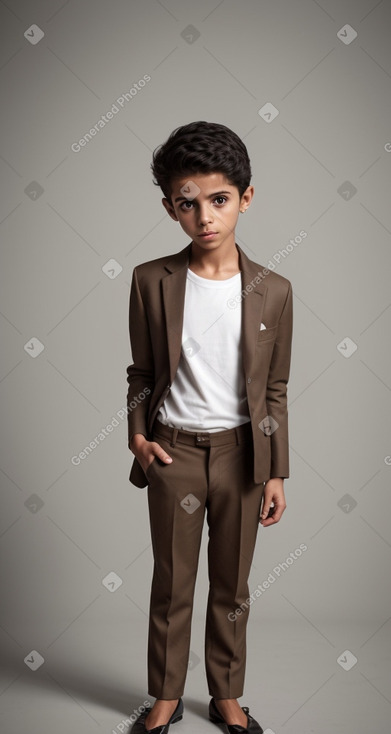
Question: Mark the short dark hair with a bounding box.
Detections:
[151,121,251,203]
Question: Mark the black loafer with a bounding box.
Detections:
[130,698,183,734]
[209,697,263,734]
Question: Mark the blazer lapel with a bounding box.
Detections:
[162,243,192,384]
[237,245,268,377]
[161,242,268,385]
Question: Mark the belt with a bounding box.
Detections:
[152,418,253,448]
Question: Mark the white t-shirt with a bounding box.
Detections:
[157,267,251,432]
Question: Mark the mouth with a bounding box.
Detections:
[198,231,217,238]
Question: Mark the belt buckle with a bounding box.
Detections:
[196,431,211,447]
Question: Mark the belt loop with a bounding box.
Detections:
[235,425,240,445]
[170,427,179,447]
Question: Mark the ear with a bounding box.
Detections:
[162,197,179,222]
[239,185,254,212]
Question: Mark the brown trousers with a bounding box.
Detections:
[145,418,265,699]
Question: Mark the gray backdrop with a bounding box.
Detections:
[0,1,390,733]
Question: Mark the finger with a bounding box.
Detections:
[260,498,272,521]
[152,442,173,463]
[260,502,286,526]
[259,507,274,526]
[270,505,285,523]
[260,515,277,527]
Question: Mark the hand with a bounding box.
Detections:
[259,477,286,527]
[130,433,173,475]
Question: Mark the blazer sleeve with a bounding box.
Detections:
[266,281,293,479]
[126,267,154,448]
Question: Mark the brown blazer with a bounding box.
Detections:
[126,242,293,488]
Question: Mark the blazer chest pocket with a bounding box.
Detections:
[257,324,278,344]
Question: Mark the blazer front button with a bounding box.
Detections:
[247,377,252,383]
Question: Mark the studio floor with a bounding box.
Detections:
[1,614,390,734]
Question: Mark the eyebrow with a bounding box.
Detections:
[174,190,232,203]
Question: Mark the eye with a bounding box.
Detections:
[214,196,227,205]
[179,200,194,210]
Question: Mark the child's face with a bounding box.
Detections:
[161,172,253,251]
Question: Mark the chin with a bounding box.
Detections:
[196,240,220,248]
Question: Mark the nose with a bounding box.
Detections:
[198,202,213,225]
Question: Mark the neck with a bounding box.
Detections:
[189,240,239,274]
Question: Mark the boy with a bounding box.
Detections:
[127,121,293,734]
